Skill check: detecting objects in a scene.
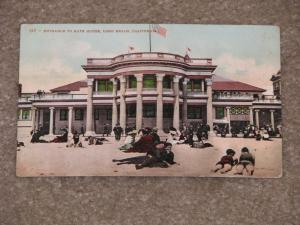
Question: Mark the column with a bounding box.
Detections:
[135,74,143,130]
[249,107,254,125]
[95,80,98,92]
[119,76,127,130]
[35,108,39,129]
[49,107,55,135]
[255,109,260,128]
[226,106,231,133]
[201,79,205,92]
[206,78,213,130]
[156,74,165,130]
[85,78,94,136]
[270,110,275,130]
[68,107,73,134]
[173,75,181,130]
[31,107,36,131]
[110,78,118,129]
[182,77,189,126]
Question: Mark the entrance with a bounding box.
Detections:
[42,110,50,134]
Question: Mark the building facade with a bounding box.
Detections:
[18,52,282,137]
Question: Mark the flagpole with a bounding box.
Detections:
[148,24,152,52]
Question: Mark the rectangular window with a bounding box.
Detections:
[143,75,156,88]
[163,76,172,89]
[106,109,112,120]
[98,80,113,92]
[127,104,136,118]
[60,109,68,121]
[187,81,192,91]
[216,107,225,119]
[187,106,202,119]
[94,109,100,120]
[129,75,137,88]
[143,104,156,117]
[22,109,30,120]
[75,109,84,120]
[193,79,201,91]
[163,104,173,118]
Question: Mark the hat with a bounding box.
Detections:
[128,130,137,135]
[241,147,249,153]
[170,130,177,135]
[152,127,158,131]
[226,149,235,155]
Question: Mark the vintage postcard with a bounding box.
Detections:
[17,24,282,177]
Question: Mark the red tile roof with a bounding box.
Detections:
[212,81,265,92]
[50,80,87,92]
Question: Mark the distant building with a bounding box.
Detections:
[270,70,281,98]
[18,52,282,137]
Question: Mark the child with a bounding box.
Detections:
[235,147,255,176]
[213,149,238,174]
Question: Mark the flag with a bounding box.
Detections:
[128,46,135,51]
[187,47,191,52]
[152,24,167,37]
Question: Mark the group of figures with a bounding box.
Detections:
[213,147,256,176]
[214,123,282,140]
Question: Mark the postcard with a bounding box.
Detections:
[17,24,282,177]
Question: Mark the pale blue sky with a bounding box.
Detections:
[19,24,280,93]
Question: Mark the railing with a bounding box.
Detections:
[213,94,253,100]
[18,96,33,102]
[93,91,113,96]
[253,95,281,104]
[31,94,87,100]
[187,91,207,97]
[87,53,213,66]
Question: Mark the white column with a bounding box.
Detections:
[255,109,260,128]
[182,78,189,125]
[95,80,98,92]
[201,79,205,92]
[270,110,275,130]
[49,107,55,135]
[156,74,165,131]
[226,106,231,133]
[111,78,118,129]
[85,78,95,136]
[173,75,181,130]
[206,78,213,130]
[68,107,73,134]
[135,74,143,130]
[31,107,36,131]
[249,107,254,125]
[119,76,127,130]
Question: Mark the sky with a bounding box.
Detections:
[19,24,280,94]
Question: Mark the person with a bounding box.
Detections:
[80,126,85,136]
[103,124,110,137]
[50,128,68,143]
[231,126,238,138]
[66,131,83,148]
[187,125,194,146]
[166,130,178,145]
[113,123,123,141]
[135,142,175,170]
[151,127,160,145]
[125,124,132,136]
[119,130,136,151]
[213,149,238,174]
[235,147,255,176]
[125,129,154,153]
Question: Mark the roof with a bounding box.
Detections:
[50,80,87,92]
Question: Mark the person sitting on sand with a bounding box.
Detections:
[150,127,160,145]
[119,130,136,151]
[213,149,238,174]
[124,129,154,153]
[235,147,255,176]
[50,128,68,143]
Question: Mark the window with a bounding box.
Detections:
[143,75,156,88]
[143,104,156,117]
[75,109,84,120]
[163,76,172,89]
[163,104,173,118]
[21,109,30,120]
[94,109,100,120]
[187,81,192,91]
[215,107,225,119]
[60,109,68,121]
[193,79,201,91]
[98,80,113,92]
[187,106,202,119]
[128,75,137,88]
[106,109,112,120]
[127,104,136,118]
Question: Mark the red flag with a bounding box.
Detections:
[129,46,134,51]
[152,24,167,37]
[187,47,191,52]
